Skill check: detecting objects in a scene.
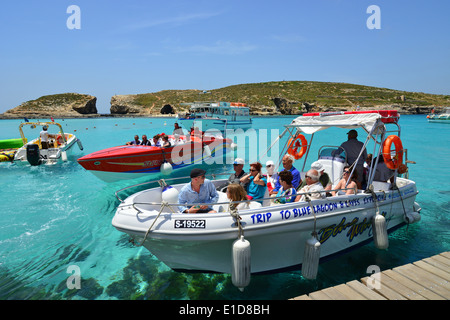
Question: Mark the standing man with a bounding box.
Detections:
[339,129,367,184]
[178,168,218,213]
[40,126,54,149]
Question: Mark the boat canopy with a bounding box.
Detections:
[286,113,383,135]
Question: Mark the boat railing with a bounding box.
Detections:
[115,173,364,213]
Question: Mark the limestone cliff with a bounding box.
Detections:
[2,93,97,118]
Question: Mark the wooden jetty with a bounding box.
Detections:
[291,251,450,300]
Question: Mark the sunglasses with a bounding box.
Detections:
[343,171,350,174]
[250,169,258,172]
[305,175,311,179]
[266,164,273,167]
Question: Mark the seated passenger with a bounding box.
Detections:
[373,155,395,183]
[151,134,162,147]
[240,162,267,201]
[295,169,326,202]
[332,166,358,196]
[178,168,218,213]
[126,135,140,145]
[226,184,250,211]
[272,170,297,205]
[140,135,151,146]
[269,154,301,195]
[298,161,332,191]
[161,134,171,148]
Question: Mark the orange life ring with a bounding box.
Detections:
[287,134,307,160]
[382,135,403,170]
[56,135,65,145]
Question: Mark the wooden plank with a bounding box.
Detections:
[377,271,427,300]
[400,263,450,289]
[423,257,450,274]
[415,260,450,282]
[433,254,450,267]
[309,290,332,300]
[322,286,350,300]
[334,283,367,300]
[440,252,450,260]
[393,264,450,299]
[383,269,444,300]
[361,276,407,300]
[346,280,386,300]
[290,295,312,300]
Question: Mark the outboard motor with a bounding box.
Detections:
[26,144,41,166]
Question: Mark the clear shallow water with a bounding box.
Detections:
[0,115,448,300]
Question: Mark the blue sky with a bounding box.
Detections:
[0,0,449,114]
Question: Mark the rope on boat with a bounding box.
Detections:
[129,201,173,247]
[229,203,244,238]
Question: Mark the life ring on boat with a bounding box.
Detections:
[287,134,307,160]
[56,135,65,146]
[382,135,403,170]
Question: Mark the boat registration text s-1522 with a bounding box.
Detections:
[174,220,206,229]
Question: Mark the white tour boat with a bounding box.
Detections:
[14,121,83,165]
[177,101,252,132]
[112,110,420,289]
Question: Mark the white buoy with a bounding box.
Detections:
[302,235,321,280]
[372,214,389,249]
[61,151,68,162]
[160,162,173,175]
[230,143,238,151]
[410,211,421,223]
[161,185,179,204]
[231,235,251,292]
[77,138,84,150]
[403,212,415,224]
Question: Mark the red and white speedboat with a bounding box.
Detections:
[78,134,235,182]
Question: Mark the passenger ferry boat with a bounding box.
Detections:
[427,107,450,123]
[177,101,252,132]
[112,110,420,290]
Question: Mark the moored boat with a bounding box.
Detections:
[13,121,83,165]
[111,110,421,288]
[427,107,450,123]
[78,133,235,183]
[177,101,252,132]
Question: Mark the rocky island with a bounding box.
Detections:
[1,93,98,119]
[2,81,449,119]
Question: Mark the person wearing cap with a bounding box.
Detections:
[265,160,278,193]
[227,158,248,188]
[298,161,332,191]
[339,129,367,184]
[178,168,219,213]
[40,126,56,149]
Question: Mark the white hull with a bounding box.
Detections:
[14,134,80,165]
[179,118,252,132]
[112,178,419,274]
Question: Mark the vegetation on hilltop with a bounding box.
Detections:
[127,81,450,113]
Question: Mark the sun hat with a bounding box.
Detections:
[233,158,244,165]
[311,161,324,172]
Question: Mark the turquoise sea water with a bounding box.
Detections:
[0,115,448,300]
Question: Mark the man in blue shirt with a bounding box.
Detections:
[269,154,301,195]
[178,168,219,213]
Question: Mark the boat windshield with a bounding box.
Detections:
[318,146,346,163]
